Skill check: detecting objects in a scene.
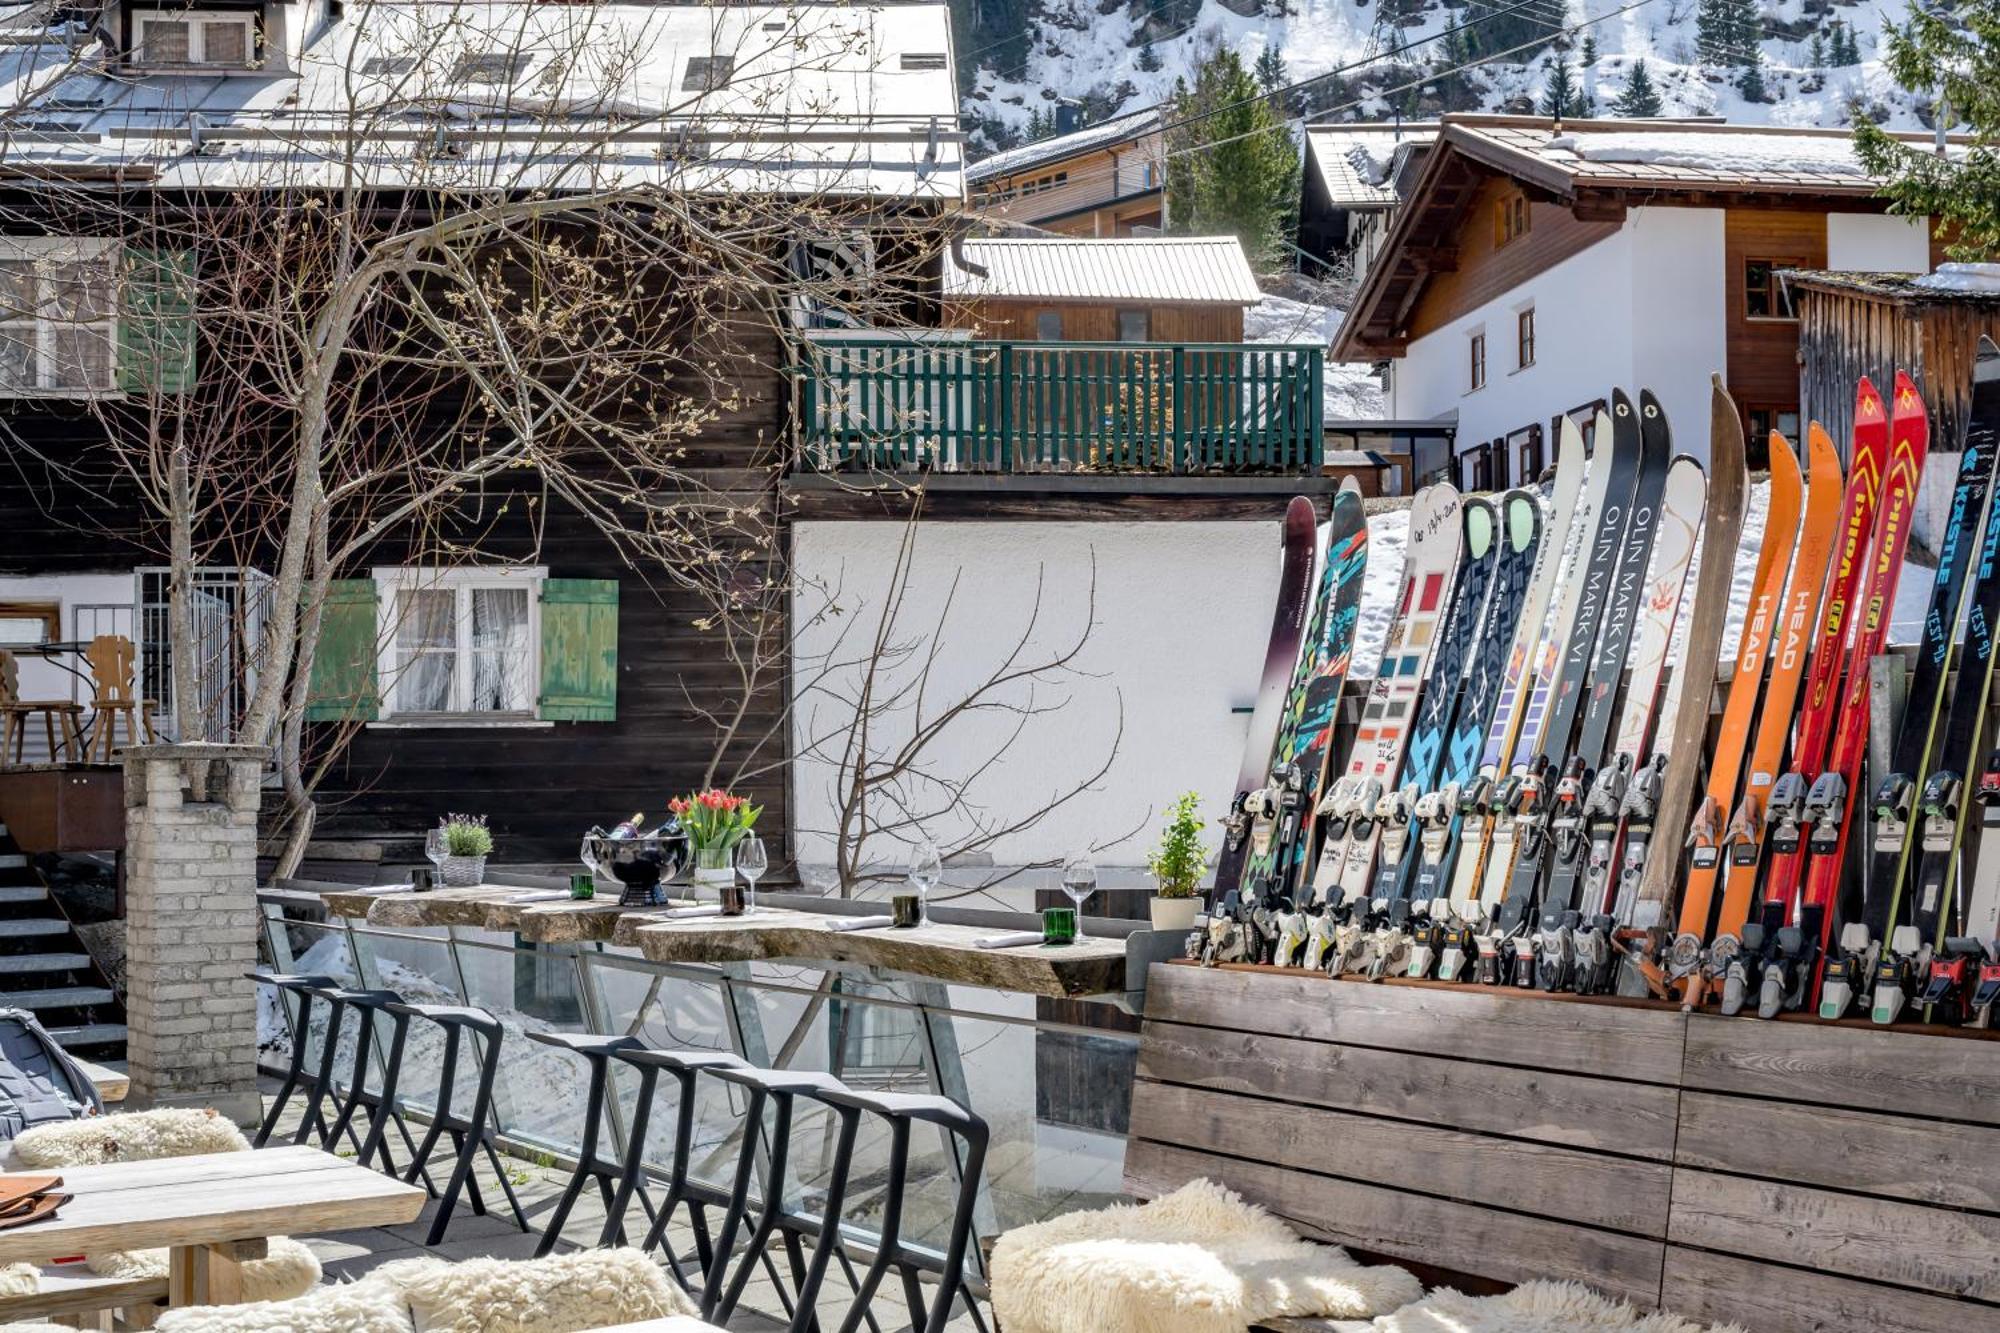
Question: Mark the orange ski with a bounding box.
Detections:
[1712,424,1843,937]
[1677,430,1805,943]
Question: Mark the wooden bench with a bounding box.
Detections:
[0,1264,167,1327]
[1126,961,2000,1333]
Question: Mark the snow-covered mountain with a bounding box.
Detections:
[954,0,1935,157]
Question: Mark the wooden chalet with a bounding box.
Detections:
[965,110,1165,238]
[941,236,1261,342]
[1332,115,1955,483]
[1295,123,1436,275]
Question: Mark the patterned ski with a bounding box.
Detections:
[1312,484,1464,908]
[1750,381,1891,936]
[1438,419,1587,966]
[1676,429,1807,945]
[1211,495,1319,914]
[1404,490,1544,971]
[1808,374,1930,1016]
[1560,456,1707,995]
[1618,379,1749,993]
[1368,496,1503,907]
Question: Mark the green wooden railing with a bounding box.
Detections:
[797,337,1324,474]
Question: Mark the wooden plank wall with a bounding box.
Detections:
[1126,964,2000,1332]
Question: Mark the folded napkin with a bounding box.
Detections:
[660,905,723,920]
[974,930,1046,950]
[823,915,896,933]
[509,890,571,904]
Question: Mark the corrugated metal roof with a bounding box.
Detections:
[1304,125,1437,207]
[967,110,1159,183]
[944,237,1263,305]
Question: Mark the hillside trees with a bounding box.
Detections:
[1856,0,2000,255]
[1166,48,1300,268]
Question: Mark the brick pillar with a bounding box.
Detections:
[121,743,269,1124]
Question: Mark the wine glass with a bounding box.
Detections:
[424,827,449,884]
[578,833,602,888]
[1061,854,1097,920]
[908,841,943,927]
[735,835,768,915]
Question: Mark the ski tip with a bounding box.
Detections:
[1856,376,1884,421]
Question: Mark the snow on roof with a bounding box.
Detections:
[945,237,1261,305]
[0,2,964,197]
[1545,130,1874,178]
[1304,125,1436,208]
[966,109,1159,183]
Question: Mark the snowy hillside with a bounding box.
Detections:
[958,0,1933,155]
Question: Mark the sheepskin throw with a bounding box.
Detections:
[0,1264,35,1297]
[380,1247,698,1332]
[86,1235,321,1303]
[10,1108,248,1168]
[153,1276,416,1333]
[991,1178,1423,1333]
[1369,1281,1749,1333]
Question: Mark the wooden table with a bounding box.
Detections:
[324,885,1130,998]
[0,1146,424,1307]
[73,1057,127,1104]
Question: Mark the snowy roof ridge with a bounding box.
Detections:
[946,235,1262,305]
[966,107,1160,183]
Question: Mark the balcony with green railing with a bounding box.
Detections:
[796,336,1325,475]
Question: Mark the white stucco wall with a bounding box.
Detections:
[1387,206,1732,464]
[1826,214,1931,273]
[790,520,1280,870]
[0,573,140,703]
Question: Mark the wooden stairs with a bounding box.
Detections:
[0,822,126,1060]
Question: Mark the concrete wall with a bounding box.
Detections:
[790,519,1282,871]
[1826,214,1931,273]
[1388,207,1730,464]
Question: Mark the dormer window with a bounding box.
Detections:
[133,11,257,69]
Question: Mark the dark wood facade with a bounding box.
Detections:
[1790,271,2000,469]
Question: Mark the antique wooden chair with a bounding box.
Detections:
[82,634,155,761]
[0,648,83,763]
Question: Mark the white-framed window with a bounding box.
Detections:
[0,238,117,397]
[373,566,544,719]
[133,11,256,68]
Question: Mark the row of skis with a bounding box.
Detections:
[1198,342,2000,1028]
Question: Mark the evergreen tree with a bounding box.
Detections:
[1809,31,1827,68]
[1829,19,1857,66]
[1739,54,1769,102]
[1165,49,1302,269]
[1615,58,1665,116]
[1580,34,1599,67]
[1254,45,1287,95]
[1699,0,1762,68]
[1138,40,1162,73]
[1541,55,1580,117]
[1855,0,2000,255]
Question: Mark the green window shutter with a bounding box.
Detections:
[539,578,619,721]
[305,580,380,722]
[118,248,197,395]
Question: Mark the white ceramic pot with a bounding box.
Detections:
[440,854,486,887]
[1149,896,1199,931]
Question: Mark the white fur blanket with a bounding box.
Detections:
[152,1246,701,1333]
[991,1179,1423,1333]
[1370,1281,1750,1333]
[10,1108,249,1167]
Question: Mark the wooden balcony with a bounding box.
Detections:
[797,336,1324,475]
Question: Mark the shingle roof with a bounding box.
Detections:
[944,237,1262,305]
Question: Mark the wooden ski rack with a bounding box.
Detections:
[1126,961,2000,1333]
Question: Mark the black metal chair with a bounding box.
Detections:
[243,970,336,1148]
[387,1002,531,1246]
[807,1087,990,1333]
[306,986,438,1196]
[524,1031,658,1256]
[625,1047,763,1292]
[293,984,369,1152]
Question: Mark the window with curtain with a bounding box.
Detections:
[378,569,541,718]
[0,242,116,395]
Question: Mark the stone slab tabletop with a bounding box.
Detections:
[317,886,1126,997]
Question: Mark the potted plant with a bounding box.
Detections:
[1145,792,1209,931]
[437,814,494,887]
[669,789,762,890]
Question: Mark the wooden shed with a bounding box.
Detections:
[1788,269,2000,463]
[942,236,1263,343]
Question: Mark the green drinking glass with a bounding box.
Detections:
[1042,906,1077,946]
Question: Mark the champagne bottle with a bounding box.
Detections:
[609,812,644,840]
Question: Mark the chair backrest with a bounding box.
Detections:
[85,635,137,705]
[0,650,17,705]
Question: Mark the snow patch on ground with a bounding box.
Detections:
[1246,294,1386,421]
